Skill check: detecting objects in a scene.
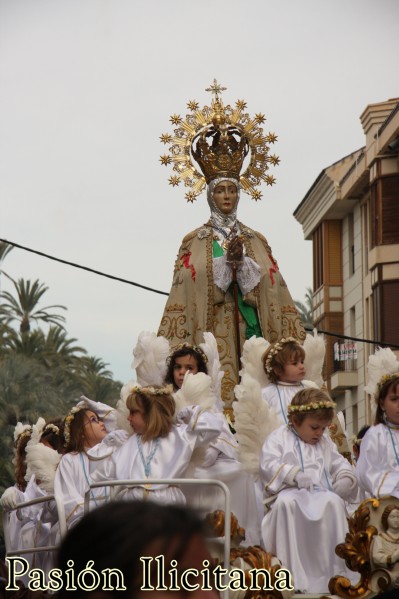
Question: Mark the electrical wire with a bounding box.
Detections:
[1,237,398,349]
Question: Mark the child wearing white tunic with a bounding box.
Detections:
[357,375,399,498]
[260,388,358,593]
[1,424,33,557]
[54,401,129,531]
[261,337,315,425]
[165,343,260,544]
[93,384,224,505]
[1,421,62,583]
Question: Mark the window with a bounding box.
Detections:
[348,214,355,276]
[313,225,324,290]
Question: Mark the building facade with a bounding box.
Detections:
[294,98,399,436]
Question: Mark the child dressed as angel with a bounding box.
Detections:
[260,388,358,593]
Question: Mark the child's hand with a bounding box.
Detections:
[103,429,130,447]
[201,446,220,468]
[176,406,194,424]
[0,487,18,510]
[295,471,314,492]
[332,475,357,499]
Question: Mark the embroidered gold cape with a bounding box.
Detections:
[158,221,305,412]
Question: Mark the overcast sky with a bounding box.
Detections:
[1,0,398,384]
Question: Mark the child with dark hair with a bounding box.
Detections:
[1,419,64,582]
[54,399,129,531]
[165,343,208,390]
[166,342,261,544]
[1,423,33,572]
[357,347,399,498]
[260,387,358,593]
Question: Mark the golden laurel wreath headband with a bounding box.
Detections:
[288,400,336,414]
[264,337,300,374]
[160,79,279,202]
[168,342,208,365]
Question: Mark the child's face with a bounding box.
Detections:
[381,384,399,426]
[128,408,147,435]
[292,414,331,444]
[82,410,107,448]
[173,354,199,388]
[278,353,305,383]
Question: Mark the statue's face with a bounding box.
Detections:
[387,509,399,531]
[212,180,238,214]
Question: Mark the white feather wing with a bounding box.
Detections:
[303,332,325,388]
[234,372,280,474]
[365,347,399,396]
[132,331,170,386]
[116,380,136,433]
[25,443,61,493]
[14,422,31,443]
[27,417,46,448]
[239,336,270,388]
[199,332,224,412]
[174,372,214,414]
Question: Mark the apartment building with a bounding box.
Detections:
[294,98,399,436]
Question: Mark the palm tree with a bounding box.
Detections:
[41,326,87,368]
[0,241,13,296]
[295,287,313,329]
[0,276,66,333]
[0,242,13,271]
[81,356,113,378]
[77,356,121,404]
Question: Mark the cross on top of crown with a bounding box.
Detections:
[205,78,227,100]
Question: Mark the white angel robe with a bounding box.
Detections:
[261,380,315,425]
[356,424,399,498]
[91,406,224,505]
[54,430,129,530]
[260,425,358,593]
[184,417,261,545]
[5,476,50,584]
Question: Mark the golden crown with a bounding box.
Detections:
[160,79,279,202]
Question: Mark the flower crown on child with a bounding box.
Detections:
[63,405,85,447]
[287,400,336,415]
[263,337,299,374]
[167,343,208,365]
[130,384,174,396]
[377,373,399,393]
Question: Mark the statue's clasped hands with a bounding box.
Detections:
[226,235,244,266]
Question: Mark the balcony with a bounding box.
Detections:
[330,341,359,397]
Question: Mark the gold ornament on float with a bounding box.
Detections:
[159,78,279,202]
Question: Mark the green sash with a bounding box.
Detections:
[213,240,262,339]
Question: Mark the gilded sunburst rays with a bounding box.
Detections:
[160,82,279,202]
